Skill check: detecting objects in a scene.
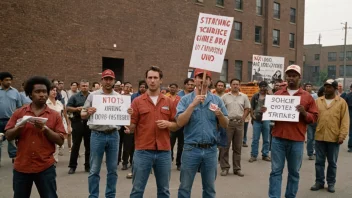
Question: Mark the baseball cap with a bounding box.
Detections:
[102,69,115,79]
[258,81,268,87]
[324,79,338,89]
[194,68,212,79]
[285,65,301,76]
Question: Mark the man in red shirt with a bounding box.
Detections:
[5,76,66,198]
[128,66,179,197]
[268,65,318,198]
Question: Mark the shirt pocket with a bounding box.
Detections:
[139,108,150,115]
[160,108,171,120]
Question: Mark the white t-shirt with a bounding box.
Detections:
[287,89,298,96]
[149,95,159,105]
[325,98,333,105]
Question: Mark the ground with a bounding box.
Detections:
[0,124,352,198]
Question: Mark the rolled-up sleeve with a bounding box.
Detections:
[218,98,228,117]
[83,94,93,109]
[175,97,187,120]
[131,99,139,125]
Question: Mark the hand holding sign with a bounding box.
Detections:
[295,105,307,117]
[87,107,97,115]
[191,95,206,107]
[127,107,133,115]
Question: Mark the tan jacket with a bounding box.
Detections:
[315,96,350,142]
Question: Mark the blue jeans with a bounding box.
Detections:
[0,119,17,161]
[251,120,270,158]
[269,137,304,198]
[315,141,340,185]
[13,165,57,198]
[306,123,317,156]
[243,122,249,144]
[88,131,119,198]
[130,150,171,198]
[178,144,217,198]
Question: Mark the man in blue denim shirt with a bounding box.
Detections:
[0,72,22,164]
[176,69,228,198]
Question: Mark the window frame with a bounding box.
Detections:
[216,0,224,6]
[272,29,280,46]
[290,8,296,23]
[255,26,262,43]
[289,33,295,49]
[273,2,280,19]
[314,54,320,60]
[235,60,243,80]
[256,0,263,15]
[235,0,243,10]
[234,21,242,40]
[220,59,228,82]
[328,52,337,61]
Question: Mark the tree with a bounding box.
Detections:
[317,69,328,86]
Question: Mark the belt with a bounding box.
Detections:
[94,129,116,134]
[189,143,214,149]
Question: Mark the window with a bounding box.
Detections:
[234,22,242,40]
[248,61,253,81]
[339,65,352,77]
[347,51,352,60]
[290,8,296,23]
[187,69,194,78]
[255,26,262,43]
[256,0,263,15]
[235,0,243,10]
[289,61,295,65]
[235,60,243,80]
[273,29,280,46]
[273,2,280,19]
[216,0,224,6]
[327,65,336,78]
[311,66,320,73]
[289,33,295,48]
[328,52,337,61]
[220,60,228,82]
[315,54,320,60]
[340,52,345,61]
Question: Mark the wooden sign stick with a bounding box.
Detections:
[201,69,207,96]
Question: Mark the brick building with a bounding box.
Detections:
[303,44,352,89]
[0,0,304,89]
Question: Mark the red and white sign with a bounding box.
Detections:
[189,13,234,73]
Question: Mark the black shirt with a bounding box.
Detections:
[67,91,89,119]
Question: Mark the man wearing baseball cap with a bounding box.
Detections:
[310,79,349,193]
[268,65,318,198]
[81,69,133,198]
[176,68,229,197]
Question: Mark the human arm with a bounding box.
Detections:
[81,94,94,119]
[338,101,350,143]
[297,95,318,124]
[176,95,205,127]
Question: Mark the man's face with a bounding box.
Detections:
[305,85,312,92]
[53,81,58,87]
[216,82,225,93]
[139,84,147,94]
[1,77,12,88]
[58,82,64,90]
[274,83,280,90]
[124,83,132,94]
[259,85,268,94]
[230,80,240,92]
[31,84,48,105]
[71,83,78,91]
[185,81,195,92]
[338,83,343,92]
[93,84,100,91]
[80,82,89,92]
[114,85,120,92]
[194,75,211,91]
[169,85,177,94]
[101,77,115,90]
[146,71,162,92]
[285,71,300,88]
[324,85,335,95]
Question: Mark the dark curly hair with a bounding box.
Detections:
[24,76,51,99]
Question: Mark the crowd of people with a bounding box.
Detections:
[0,64,352,198]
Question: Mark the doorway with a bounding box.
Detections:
[102,57,124,82]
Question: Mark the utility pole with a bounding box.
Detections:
[318,33,321,44]
[343,22,348,90]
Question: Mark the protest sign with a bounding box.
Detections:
[251,55,285,83]
[89,95,131,125]
[262,95,301,122]
[240,85,259,100]
[189,13,234,73]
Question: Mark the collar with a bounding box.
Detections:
[25,104,51,113]
[226,91,243,96]
[319,95,340,101]
[282,87,304,95]
[0,86,14,90]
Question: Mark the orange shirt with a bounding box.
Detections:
[131,93,175,151]
[5,104,66,173]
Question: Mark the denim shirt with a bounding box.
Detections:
[0,86,22,119]
[176,91,228,145]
